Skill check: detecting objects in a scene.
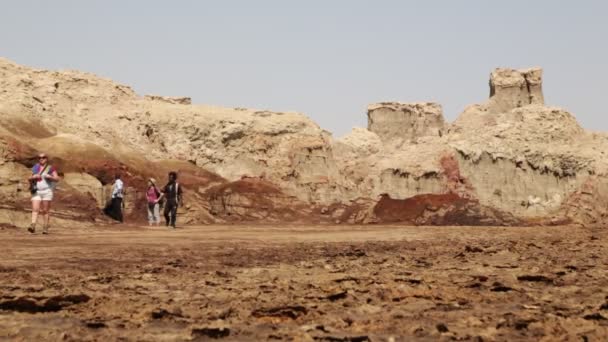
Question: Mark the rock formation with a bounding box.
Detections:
[488,67,544,114]
[367,102,445,143]
[1,58,606,227]
[143,95,192,105]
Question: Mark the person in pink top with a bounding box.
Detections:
[146,178,162,226]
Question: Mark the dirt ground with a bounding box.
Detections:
[0,224,607,341]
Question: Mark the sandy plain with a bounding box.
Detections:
[0,224,607,341]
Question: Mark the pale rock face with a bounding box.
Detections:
[0,58,346,205]
[372,139,448,200]
[334,127,382,157]
[447,83,607,222]
[453,152,585,218]
[0,162,30,203]
[0,137,33,206]
[332,128,383,199]
[367,102,446,143]
[63,173,104,207]
[488,67,544,114]
[341,67,608,225]
[2,57,608,227]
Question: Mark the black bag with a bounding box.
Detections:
[29,179,37,194]
[29,164,49,195]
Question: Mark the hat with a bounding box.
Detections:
[149,178,156,184]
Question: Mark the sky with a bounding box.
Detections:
[1,0,607,136]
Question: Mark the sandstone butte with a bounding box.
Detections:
[1,58,607,228]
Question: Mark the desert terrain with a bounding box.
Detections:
[1,223,607,341]
[2,58,608,341]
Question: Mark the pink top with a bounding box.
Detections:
[146,186,159,204]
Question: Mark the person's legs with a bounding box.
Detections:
[170,203,178,227]
[147,203,154,226]
[41,200,51,234]
[30,199,41,233]
[104,199,116,221]
[109,198,117,221]
[163,202,172,226]
[110,198,123,223]
[154,203,161,226]
[116,198,123,223]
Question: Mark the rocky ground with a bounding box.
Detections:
[1,224,607,341]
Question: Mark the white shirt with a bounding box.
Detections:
[111,179,124,199]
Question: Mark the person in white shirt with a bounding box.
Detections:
[104,174,124,223]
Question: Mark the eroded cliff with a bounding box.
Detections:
[1,59,606,227]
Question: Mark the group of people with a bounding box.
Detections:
[28,153,183,234]
[104,172,183,227]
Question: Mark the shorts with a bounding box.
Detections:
[32,189,54,201]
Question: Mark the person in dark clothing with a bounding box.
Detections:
[104,174,124,223]
[159,171,182,228]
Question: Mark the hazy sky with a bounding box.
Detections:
[1,1,606,136]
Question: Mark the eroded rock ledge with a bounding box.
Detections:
[367,102,446,142]
[144,95,192,105]
[1,58,607,227]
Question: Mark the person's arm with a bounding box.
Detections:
[155,186,164,203]
[177,184,183,206]
[43,168,60,182]
[29,165,41,181]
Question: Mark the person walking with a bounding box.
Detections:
[146,178,162,226]
[28,153,60,234]
[104,174,124,222]
[160,171,182,228]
